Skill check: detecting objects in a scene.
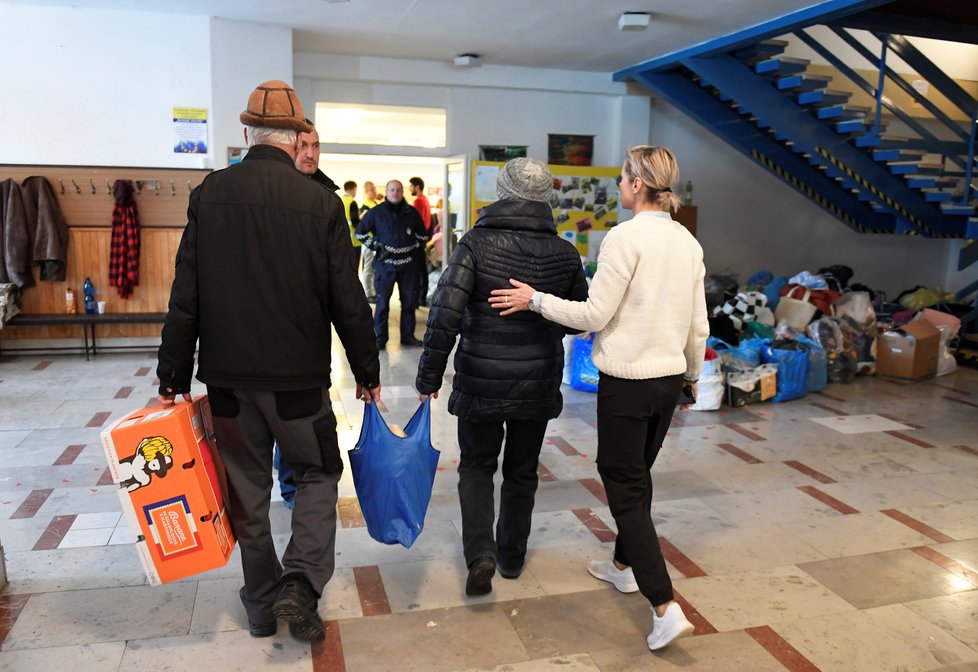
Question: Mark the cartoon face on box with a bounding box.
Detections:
[117,435,175,492]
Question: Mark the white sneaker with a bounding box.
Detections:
[646,602,695,651]
[587,559,639,593]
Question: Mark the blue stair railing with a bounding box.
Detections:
[619,22,978,267]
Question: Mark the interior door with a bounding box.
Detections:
[442,156,468,262]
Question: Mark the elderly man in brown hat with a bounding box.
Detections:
[157,80,381,642]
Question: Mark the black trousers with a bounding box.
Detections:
[207,385,342,627]
[456,417,549,569]
[596,372,683,608]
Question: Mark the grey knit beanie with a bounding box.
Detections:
[496,158,554,202]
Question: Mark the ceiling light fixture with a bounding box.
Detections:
[453,53,482,68]
[618,12,651,31]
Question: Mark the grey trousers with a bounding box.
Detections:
[207,385,341,626]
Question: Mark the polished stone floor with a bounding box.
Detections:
[1,321,977,671]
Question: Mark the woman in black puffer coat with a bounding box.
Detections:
[416,158,587,597]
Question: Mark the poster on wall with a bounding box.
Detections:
[470,161,620,260]
[547,134,594,166]
[173,107,208,154]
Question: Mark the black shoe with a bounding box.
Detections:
[465,557,496,596]
[367,296,377,304]
[497,561,524,580]
[248,620,277,637]
[273,574,325,642]
[376,340,387,351]
[400,337,423,347]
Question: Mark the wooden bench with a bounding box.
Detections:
[1,312,166,360]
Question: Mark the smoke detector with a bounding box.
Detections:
[453,53,482,67]
[618,12,651,31]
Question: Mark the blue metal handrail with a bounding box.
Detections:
[830,27,970,146]
[795,29,969,172]
[872,37,886,137]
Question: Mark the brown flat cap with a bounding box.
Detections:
[240,80,314,133]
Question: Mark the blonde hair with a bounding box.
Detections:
[624,145,682,211]
[138,436,173,462]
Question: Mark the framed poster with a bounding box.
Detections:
[547,134,594,166]
[470,160,620,259]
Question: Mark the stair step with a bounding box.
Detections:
[816,104,870,120]
[835,118,869,134]
[888,161,944,175]
[872,148,927,162]
[906,176,958,189]
[860,135,909,149]
[732,39,790,63]
[941,203,976,215]
[923,190,954,202]
[776,73,832,91]
[756,56,810,75]
[797,89,851,105]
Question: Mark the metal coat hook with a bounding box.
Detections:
[134,181,142,195]
[59,179,65,195]
[71,179,81,194]
[90,178,96,195]
[153,181,160,196]
[105,178,112,195]
[170,180,176,196]
[187,179,193,194]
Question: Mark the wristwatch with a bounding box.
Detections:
[529,292,543,314]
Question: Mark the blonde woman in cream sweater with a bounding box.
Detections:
[490,145,708,652]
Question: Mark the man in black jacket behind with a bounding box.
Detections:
[355,180,427,348]
[157,80,381,643]
[416,158,588,597]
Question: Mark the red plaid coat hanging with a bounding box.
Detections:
[109,180,140,299]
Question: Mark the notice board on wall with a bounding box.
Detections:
[470,161,621,261]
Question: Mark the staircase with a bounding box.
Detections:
[614,10,978,270]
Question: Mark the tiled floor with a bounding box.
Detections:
[1,322,977,671]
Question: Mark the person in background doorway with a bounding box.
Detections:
[488,145,708,653]
[355,180,427,349]
[416,158,587,597]
[340,180,361,270]
[158,81,381,644]
[359,180,383,303]
[409,176,432,307]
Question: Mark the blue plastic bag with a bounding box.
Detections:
[707,336,765,370]
[760,343,810,402]
[798,336,827,393]
[349,400,440,548]
[570,334,600,392]
[763,276,789,311]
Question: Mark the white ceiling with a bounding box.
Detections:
[11,0,830,72]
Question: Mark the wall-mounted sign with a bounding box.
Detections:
[173,107,208,154]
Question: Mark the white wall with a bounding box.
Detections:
[650,100,965,297]
[293,53,649,167]
[210,18,293,170]
[0,4,211,168]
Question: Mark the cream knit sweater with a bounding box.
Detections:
[540,210,709,381]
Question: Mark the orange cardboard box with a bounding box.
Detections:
[100,397,235,585]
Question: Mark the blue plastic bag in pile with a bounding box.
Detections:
[707,336,765,372]
[798,336,827,393]
[349,400,440,548]
[570,334,600,392]
[761,341,810,402]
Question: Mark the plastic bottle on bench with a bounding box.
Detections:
[83,277,97,315]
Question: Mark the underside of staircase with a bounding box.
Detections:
[615,0,978,270]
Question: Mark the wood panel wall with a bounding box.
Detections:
[1,164,210,340]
